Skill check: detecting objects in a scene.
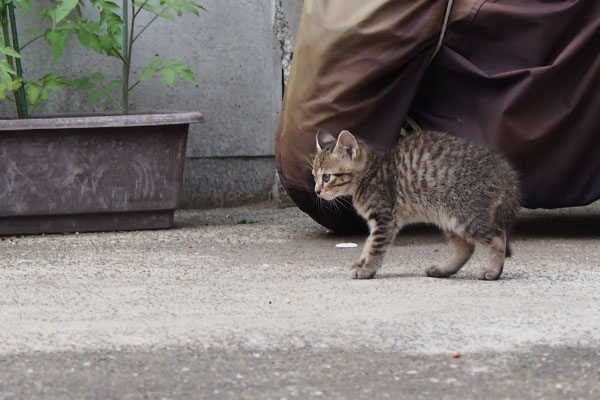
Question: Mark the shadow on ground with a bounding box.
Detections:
[514,214,600,238]
[323,205,600,240]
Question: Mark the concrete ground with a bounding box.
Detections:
[1,203,599,399]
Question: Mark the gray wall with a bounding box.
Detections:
[282,0,303,43]
[1,0,304,208]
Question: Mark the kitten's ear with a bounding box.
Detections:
[316,128,336,151]
[334,130,360,160]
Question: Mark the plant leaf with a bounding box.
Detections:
[159,10,175,21]
[41,73,58,83]
[108,79,122,90]
[176,68,196,82]
[43,78,66,91]
[180,0,200,16]
[0,71,15,89]
[54,0,80,24]
[88,88,106,103]
[0,60,16,75]
[0,46,21,58]
[76,28,92,49]
[139,67,156,82]
[99,1,124,48]
[97,34,119,57]
[25,83,41,104]
[133,0,157,12]
[161,68,176,85]
[40,89,50,102]
[166,0,182,15]
[10,78,23,91]
[71,76,93,91]
[148,58,167,69]
[91,72,104,82]
[14,0,33,11]
[45,29,70,63]
[43,0,79,24]
[84,0,123,57]
[88,34,103,54]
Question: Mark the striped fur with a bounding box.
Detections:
[313,129,520,280]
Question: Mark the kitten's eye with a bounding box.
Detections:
[322,174,331,183]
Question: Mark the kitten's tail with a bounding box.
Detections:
[497,186,519,259]
[505,240,513,258]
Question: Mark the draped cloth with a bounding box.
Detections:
[275,0,600,233]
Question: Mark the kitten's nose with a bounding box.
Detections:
[315,189,321,195]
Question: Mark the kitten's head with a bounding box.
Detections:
[312,129,365,200]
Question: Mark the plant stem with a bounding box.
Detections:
[1,4,20,117]
[7,2,28,119]
[0,6,12,55]
[133,0,151,19]
[128,79,140,92]
[122,0,129,114]
[131,7,165,44]
[93,82,124,112]
[19,32,44,51]
[107,45,128,65]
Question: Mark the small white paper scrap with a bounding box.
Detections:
[336,242,358,248]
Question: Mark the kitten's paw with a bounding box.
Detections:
[425,265,453,278]
[477,268,502,281]
[350,258,366,269]
[350,259,377,279]
[350,266,377,279]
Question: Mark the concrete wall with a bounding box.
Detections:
[282,0,303,42]
[1,0,304,209]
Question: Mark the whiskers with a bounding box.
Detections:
[315,195,353,216]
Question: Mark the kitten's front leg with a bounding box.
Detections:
[351,212,398,279]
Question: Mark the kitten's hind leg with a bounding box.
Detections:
[477,231,507,281]
[426,233,474,278]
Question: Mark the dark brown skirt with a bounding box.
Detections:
[275,0,600,233]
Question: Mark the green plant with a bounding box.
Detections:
[0,0,204,118]
[71,0,204,114]
[1,0,30,118]
[1,0,113,116]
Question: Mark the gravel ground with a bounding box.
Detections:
[1,346,599,399]
[1,202,599,398]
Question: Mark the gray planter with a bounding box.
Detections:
[0,112,203,235]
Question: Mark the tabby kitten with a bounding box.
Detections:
[312,129,520,280]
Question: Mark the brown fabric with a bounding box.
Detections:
[412,0,600,208]
[275,0,600,232]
